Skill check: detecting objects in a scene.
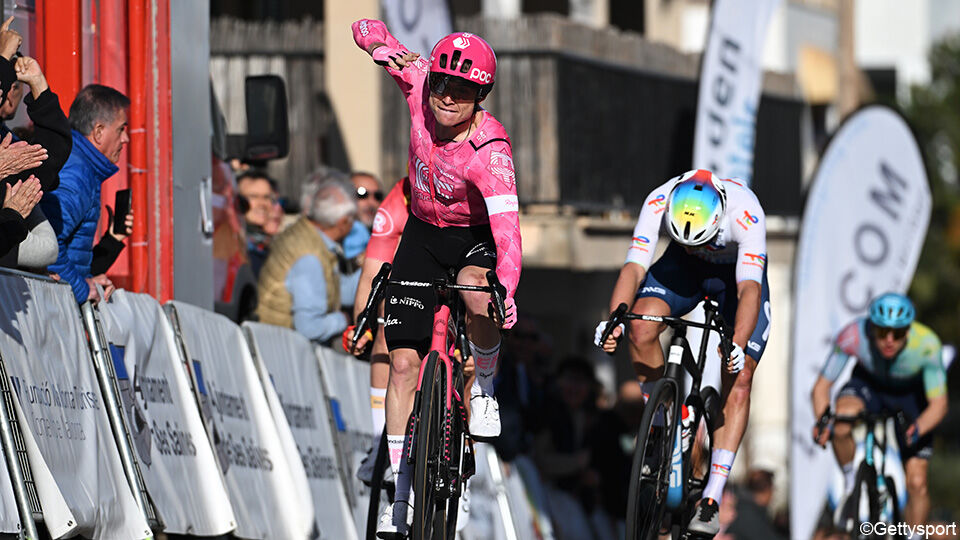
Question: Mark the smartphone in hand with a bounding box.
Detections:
[113,189,131,234]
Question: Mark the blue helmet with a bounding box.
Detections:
[868,293,915,329]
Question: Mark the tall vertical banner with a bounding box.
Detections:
[693,0,782,184]
[790,106,931,540]
[381,0,452,56]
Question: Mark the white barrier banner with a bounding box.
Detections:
[381,0,452,57]
[0,271,150,539]
[692,0,781,184]
[243,323,356,540]
[315,347,375,536]
[98,290,237,535]
[790,106,931,540]
[166,301,313,539]
[0,456,18,533]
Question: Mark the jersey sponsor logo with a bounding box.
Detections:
[414,156,431,193]
[631,235,651,253]
[434,173,455,199]
[641,286,666,295]
[748,340,761,352]
[358,20,369,37]
[452,36,470,49]
[736,209,760,231]
[648,194,666,214]
[488,151,515,188]
[372,208,394,236]
[384,315,402,327]
[470,68,493,83]
[476,130,487,143]
[742,252,767,269]
[484,194,518,216]
[390,296,425,310]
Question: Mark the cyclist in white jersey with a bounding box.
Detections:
[595,169,771,537]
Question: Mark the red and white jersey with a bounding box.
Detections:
[352,19,522,298]
[366,177,411,264]
[625,177,767,283]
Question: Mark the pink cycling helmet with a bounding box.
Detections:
[429,32,497,98]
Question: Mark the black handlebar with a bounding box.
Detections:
[351,263,508,351]
[486,270,507,325]
[351,262,392,351]
[600,300,733,364]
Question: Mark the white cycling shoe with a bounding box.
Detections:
[469,390,501,438]
[377,501,413,539]
[456,481,471,532]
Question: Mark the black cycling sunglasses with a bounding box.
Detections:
[873,326,908,340]
[356,186,384,202]
[428,72,481,101]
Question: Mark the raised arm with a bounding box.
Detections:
[351,19,424,95]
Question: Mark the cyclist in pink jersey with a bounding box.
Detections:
[353,19,521,538]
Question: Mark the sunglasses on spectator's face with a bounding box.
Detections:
[873,326,908,340]
[428,73,480,101]
[356,186,384,202]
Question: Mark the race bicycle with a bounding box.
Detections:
[353,262,508,540]
[601,298,731,540]
[819,410,906,539]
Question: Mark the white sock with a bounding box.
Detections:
[470,340,500,396]
[394,436,414,505]
[842,462,855,492]
[703,448,736,503]
[387,434,404,477]
[370,387,386,435]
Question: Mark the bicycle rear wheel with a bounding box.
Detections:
[625,378,679,540]
[413,352,446,540]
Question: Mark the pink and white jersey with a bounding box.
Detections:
[352,19,522,298]
[625,177,767,283]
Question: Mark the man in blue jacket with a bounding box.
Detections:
[40,84,129,304]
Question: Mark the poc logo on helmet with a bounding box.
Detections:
[452,36,470,49]
[470,68,493,83]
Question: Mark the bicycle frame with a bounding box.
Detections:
[605,298,733,531]
[835,411,906,527]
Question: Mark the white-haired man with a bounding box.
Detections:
[257,172,361,344]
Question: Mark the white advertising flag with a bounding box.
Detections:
[381,0,452,56]
[693,0,782,184]
[790,106,931,540]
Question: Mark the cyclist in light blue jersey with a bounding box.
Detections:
[812,293,948,533]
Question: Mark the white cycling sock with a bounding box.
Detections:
[387,434,404,477]
[370,388,386,435]
[842,462,855,492]
[702,448,736,503]
[470,340,500,396]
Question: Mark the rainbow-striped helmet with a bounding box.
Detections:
[665,169,727,246]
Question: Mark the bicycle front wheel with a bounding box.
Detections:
[625,378,680,540]
[413,352,446,540]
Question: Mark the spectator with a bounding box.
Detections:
[257,173,361,344]
[535,356,605,540]
[0,17,72,269]
[342,171,381,260]
[236,168,282,278]
[40,84,130,304]
[0,175,41,258]
[727,467,786,540]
